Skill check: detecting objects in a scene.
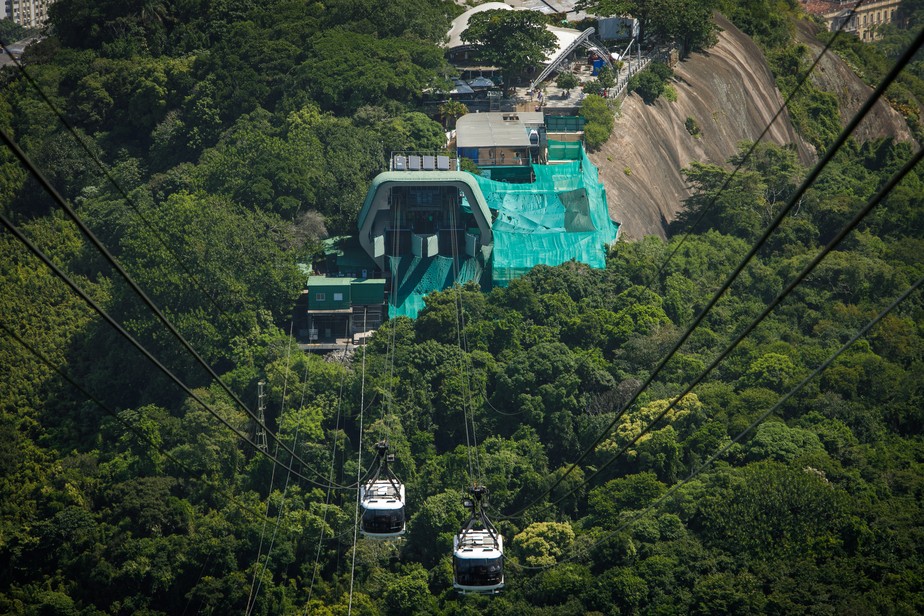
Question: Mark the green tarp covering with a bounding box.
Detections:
[547,139,584,161]
[389,255,483,318]
[389,145,618,317]
[475,147,619,287]
[546,115,586,132]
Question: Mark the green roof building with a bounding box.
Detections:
[302,276,386,345]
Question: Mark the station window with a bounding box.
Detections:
[315,293,326,301]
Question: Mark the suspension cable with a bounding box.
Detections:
[448,201,478,486]
[635,0,870,293]
[246,438,281,615]
[384,198,402,445]
[513,273,923,570]
[511,145,922,521]
[501,26,924,518]
[247,326,299,616]
[305,356,349,614]
[0,320,284,534]
[453,207,484,483]
[0,127,332,485]
[0,128,354,491]
[0,209,352,492]
[0,37,236,323]
[347,310,369,616]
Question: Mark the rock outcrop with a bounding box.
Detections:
[796,20,914,144]
[591,13,912,240]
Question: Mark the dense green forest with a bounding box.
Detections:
[1,0,922,614]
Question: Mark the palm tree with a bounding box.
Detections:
[438,100,468,129]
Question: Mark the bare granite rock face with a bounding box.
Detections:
[796,19,914,145]
[590,14,911,240]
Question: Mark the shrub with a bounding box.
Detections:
[628,61,675,104]
[649,61,674,81]
[685,116,701,137]
[581,94,615,133]
[596,66,616,89]
[556,71,579,91]
[585,122,611,150]
[583,80,604,96]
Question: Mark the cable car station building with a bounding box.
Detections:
[352,114,620,318]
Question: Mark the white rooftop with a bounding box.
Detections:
[456,112,544,149]
[446,2,514,50]
[445,2,585,66]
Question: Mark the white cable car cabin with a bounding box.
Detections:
[453,486,504,594]
[360,441,406,539]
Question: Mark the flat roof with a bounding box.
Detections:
[307,276,384,287]
[456,112,544,149]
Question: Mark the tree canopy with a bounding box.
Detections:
[461,9,557,84]
[1,1,923,614]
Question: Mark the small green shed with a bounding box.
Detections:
[306,276,351,310]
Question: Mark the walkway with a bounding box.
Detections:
[511,44,668,111]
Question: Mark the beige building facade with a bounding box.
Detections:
[1,0,56,28]
[803,0,904,42]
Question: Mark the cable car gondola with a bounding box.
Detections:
[359,441,406,539]
[453,486,504,594]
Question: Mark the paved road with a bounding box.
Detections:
[1,38,37,67]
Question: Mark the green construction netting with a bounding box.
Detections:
[546,115,586,132]
[547,139,584,161]
[389,254,483,318]
[474,147,619,287]
[388,145,618,316]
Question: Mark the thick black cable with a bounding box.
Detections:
[503,26,924,518]
[520,144,922,519]
[0,210,349,492]
[0,37,236,322]
[0,320,283,535]
[639,0,869,291]
[449,202,481,487]
[512,274,923,570]
[0,127,348,490]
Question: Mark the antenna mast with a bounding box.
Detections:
[255,380,268,451]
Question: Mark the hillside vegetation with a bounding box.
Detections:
[595,0,918,239]
[1,1,922,614]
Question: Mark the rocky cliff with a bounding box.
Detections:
[592,13,912,240]
[796,20,914,145]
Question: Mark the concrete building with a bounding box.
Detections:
[802,0,903,41]
[455,111,545,172]
[1,0,56,28]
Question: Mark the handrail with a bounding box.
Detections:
[532,27,613,88]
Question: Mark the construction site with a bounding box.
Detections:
[298,110,620,347]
